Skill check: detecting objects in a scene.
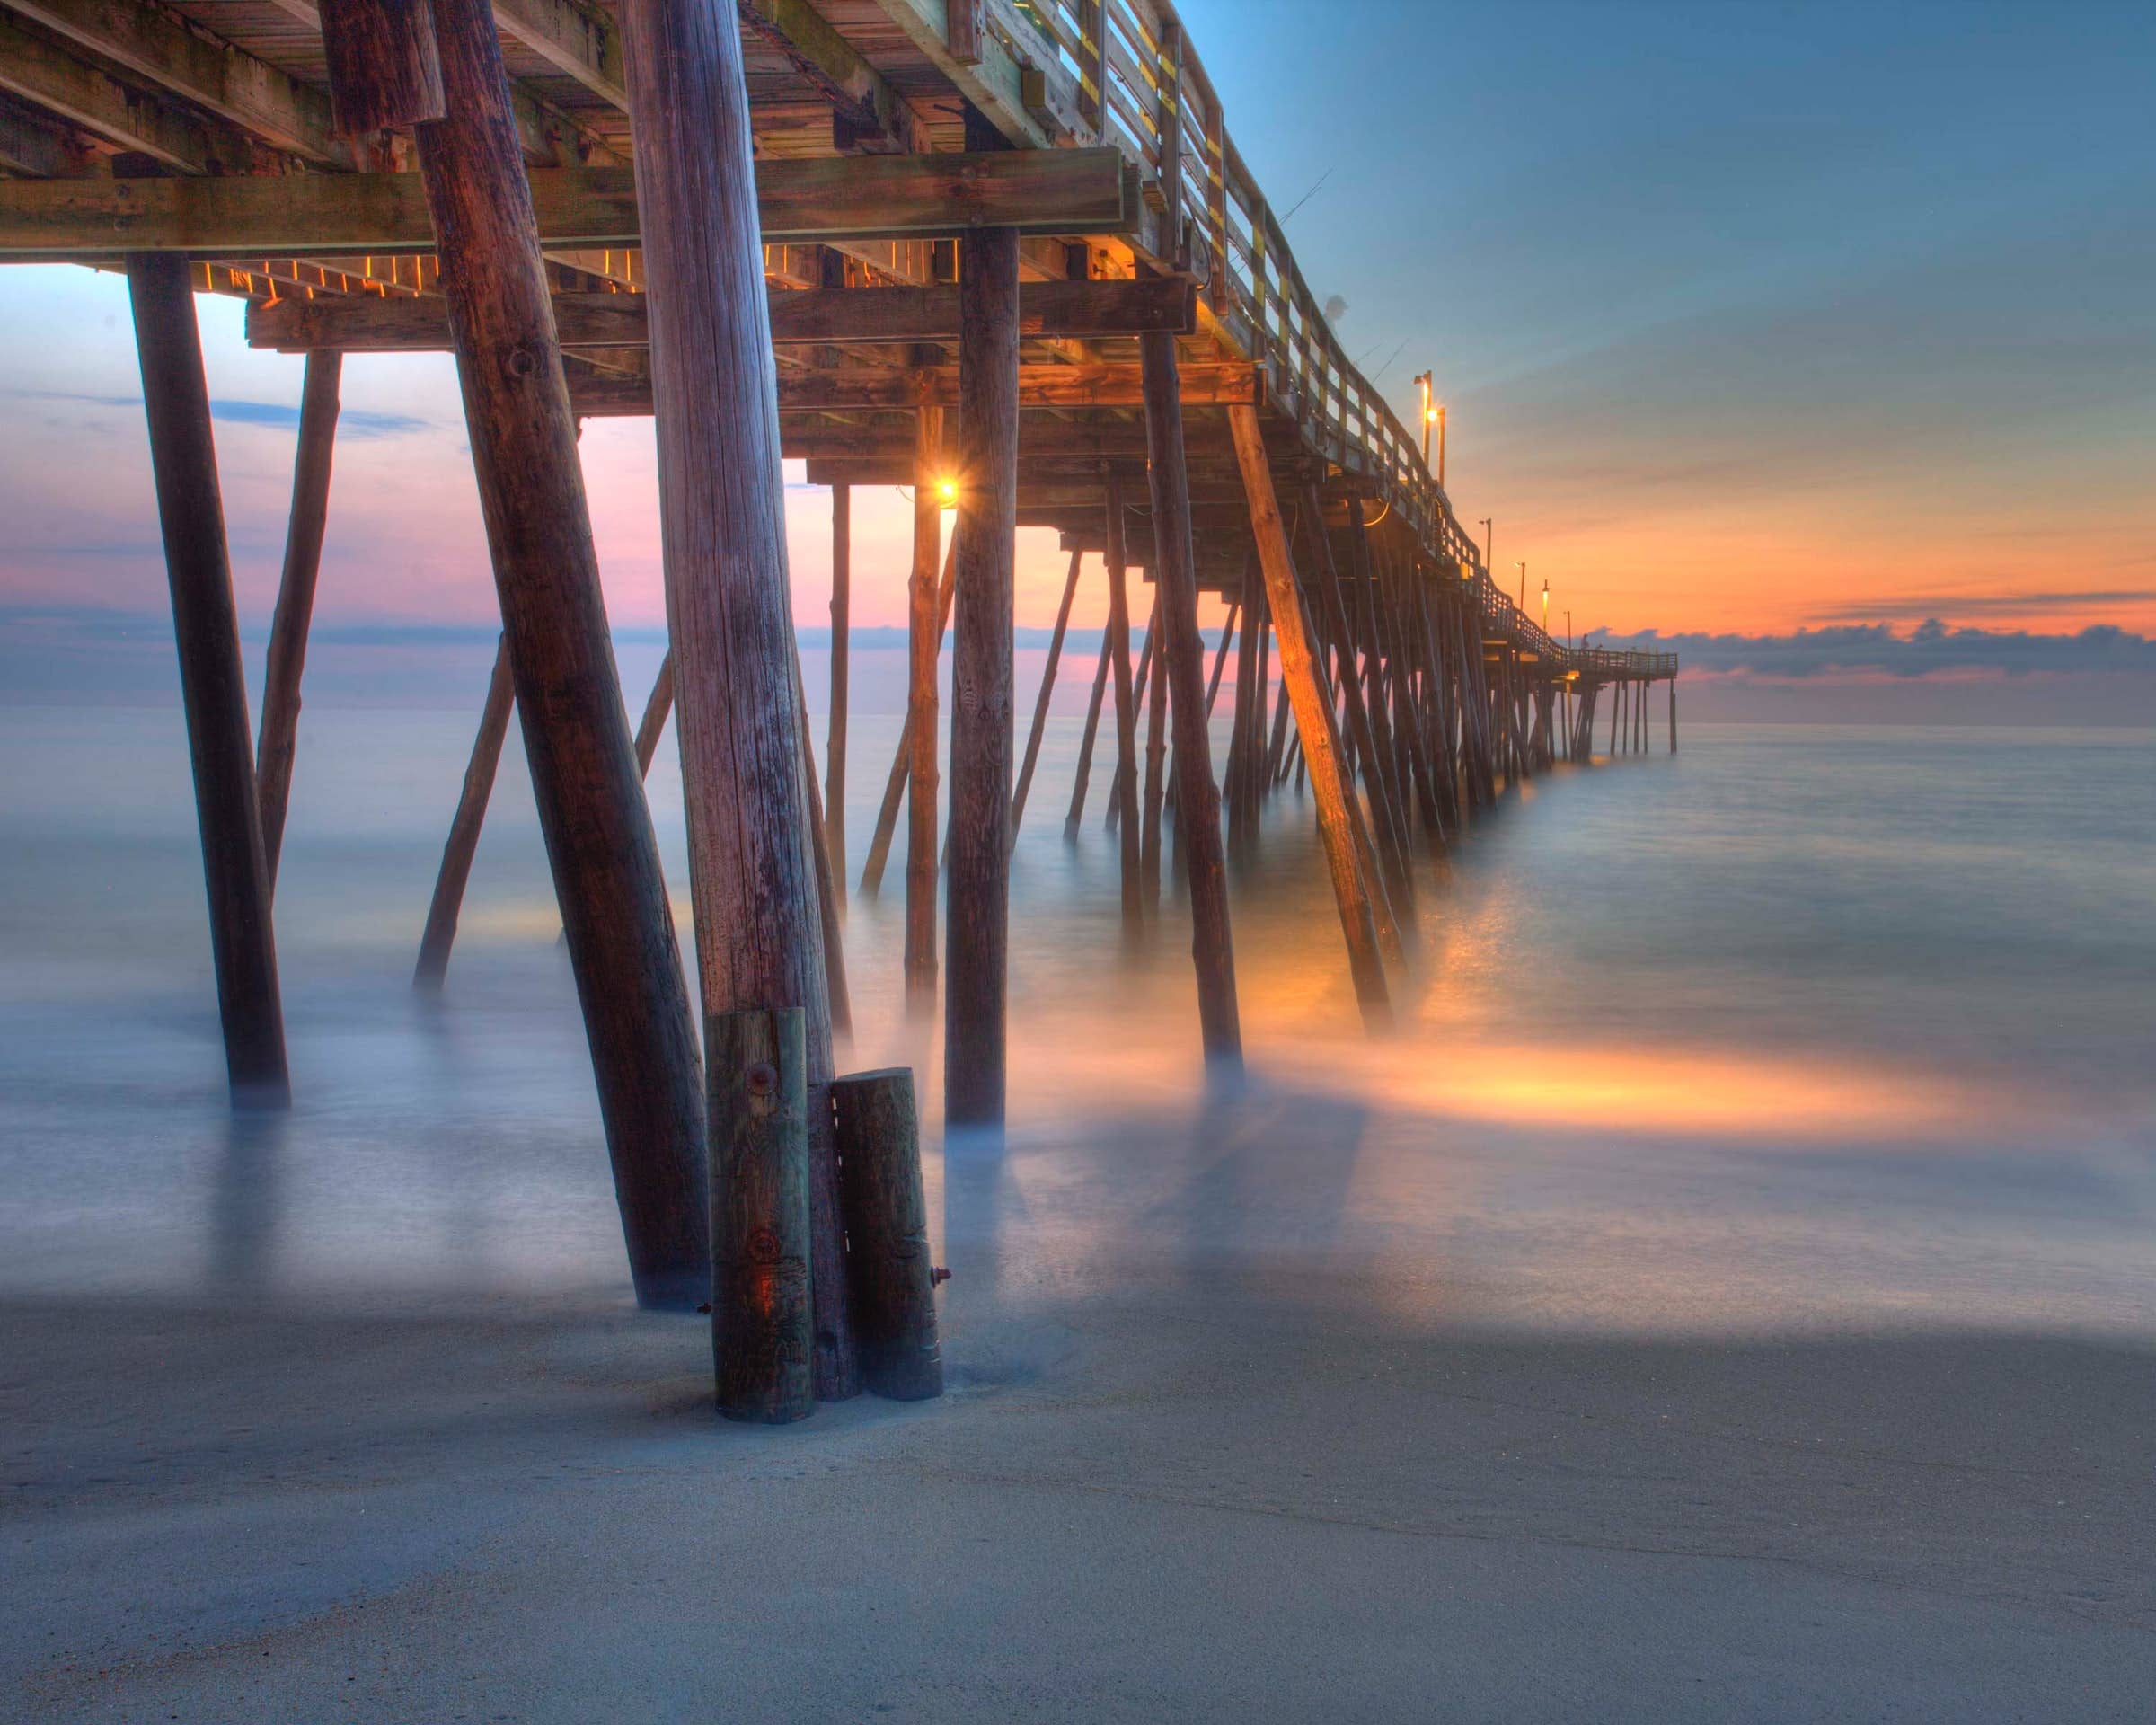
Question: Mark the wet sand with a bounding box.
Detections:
[7,1093,2152,1722]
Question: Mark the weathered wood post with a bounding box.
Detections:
[947,223,1021,1128]
[127,252,290,1107]
[1669,677,1678,754]
[1140,304,1242,1064]
[1228,405,1390,1025]
[1139,591,1170,909]
[906,406,945,1011]
[255,349,342,891]
[832,1068,944,1400]
[612,0,850,1367]
[826,483,850,886]
[414,634,513,991]
[1104,477,1144,934]
[1064,624,1114,839]
[393,0,708,1309]
[708,1007,814,1425]
[633,651,676,774]
[859,534,954,896]
[1011,546,1082,846]
[1106,622,1154,835]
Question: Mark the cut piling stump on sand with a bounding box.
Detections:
[709,1007,815,1424]
[832,1067,944,1402]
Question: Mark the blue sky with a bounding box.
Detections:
[1,0,2151,717]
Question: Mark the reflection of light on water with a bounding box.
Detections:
[1281,1036,2007,1141]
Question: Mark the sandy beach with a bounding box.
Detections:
[7,1079,2153,1722]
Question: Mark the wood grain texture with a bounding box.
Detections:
[904,405,943,1011]
[0,150,1135,257]
[1141,332,1241,1064]
[1227,405,1390,1027]
[412,0,709,1310]
[831,1066,943,1401]
[946,224,1019,1128]
[248,278,1198,352]
[128,250,289,1106]
[708,1008,814,1424]
[255,349,341,892]
[318,0,445,136]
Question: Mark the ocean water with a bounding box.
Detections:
[2,705,2151,1339]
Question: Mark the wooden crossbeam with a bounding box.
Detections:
[254,0,625,111]
[0,150,1137,257]
[244,276,1197,350]
[0,10,259,172]
[738,0,923,153]
[4,0,346,164]
[569,360,1260,417]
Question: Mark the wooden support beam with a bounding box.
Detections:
[254,349,341,890]
[564,358,1259,418]
[904,405,941,1010]
[318,0,446,135]
[858,528,953,897]
[706,1007,814,1424]
[945,222,1020,1129]
[1104,474,1142,936]
[831,1068,943,1400]
[738,0,923,155]
[1227,405,1390,1027]
[1063,623,1112,840]
[1139,583,1167,909]
[128,249,290,1105]
[826,482,849,888]
[495,0,625,108]
[413,633,513,991]
[616,0,851,1379]
[0,149,1139,257]
[1141,311,1242,1065]
[246,276,1200,351]
[1010,545,1080,847]
[0,11,259,173]
[5,0,348,163]
[405,0,708,1309]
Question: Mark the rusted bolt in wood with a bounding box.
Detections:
[746,1061,778,1098]
[506,347,535,377]
[931,1266,952,1287]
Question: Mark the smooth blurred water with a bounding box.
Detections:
[2,705,2151,1335]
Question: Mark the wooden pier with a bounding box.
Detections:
[0,0,1677,1323]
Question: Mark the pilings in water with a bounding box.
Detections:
[128,250,290,1108]
[255,349,341,892]
[613,0,847,1369]
[904,406,944,1012]
[1229,404,1390,1026]
[1011,547,1082,847]
[826,483,850,884]
[945,222,1021,1128]
[1669,677,1679,754]
[1104,477,1144,936]
[413,634,513,992]
[395,0,709,1310]
[1139,279,1241,1066]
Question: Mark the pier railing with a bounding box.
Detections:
[994,0,1673,684]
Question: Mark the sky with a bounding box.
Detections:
[1,0,2152,720]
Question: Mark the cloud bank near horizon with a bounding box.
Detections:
[3,606,2149,725]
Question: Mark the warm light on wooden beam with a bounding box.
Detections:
[0,150,1136,258]
[244,278,1197,351]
